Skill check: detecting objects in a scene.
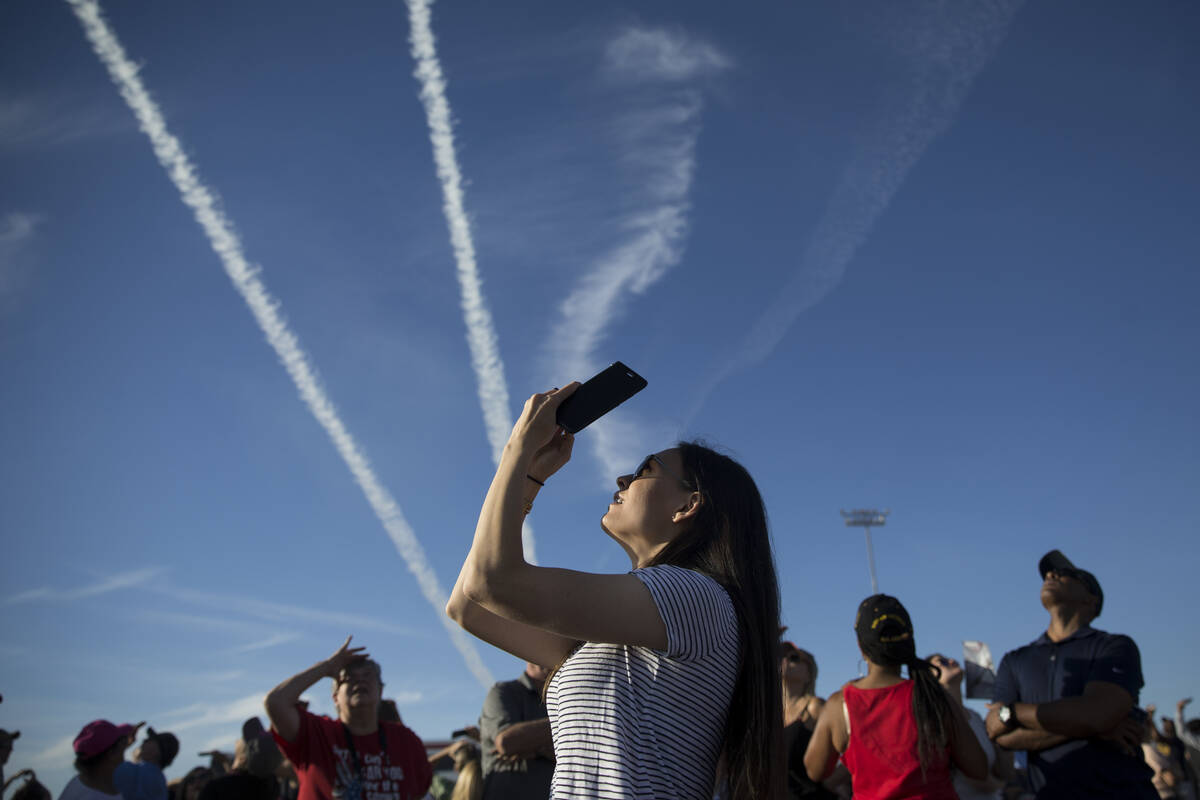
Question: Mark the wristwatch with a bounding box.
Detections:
[998,703,1018,729]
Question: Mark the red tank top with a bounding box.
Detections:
[841,680,957,800]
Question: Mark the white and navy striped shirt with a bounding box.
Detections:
[545,565,741,799]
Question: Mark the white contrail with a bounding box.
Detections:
[546,28,727,478]
[404,0,538,563]
[66,0,493,689]
[688,1,1024,418]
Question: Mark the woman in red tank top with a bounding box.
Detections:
[803,595,987,799]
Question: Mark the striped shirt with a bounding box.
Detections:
[545,565,741,799]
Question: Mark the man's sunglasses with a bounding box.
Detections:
[1046,567,1082,582]
[632,454,697,491]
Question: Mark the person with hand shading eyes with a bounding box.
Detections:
[264,639,432,800]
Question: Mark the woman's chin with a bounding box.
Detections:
[600,517,622,541]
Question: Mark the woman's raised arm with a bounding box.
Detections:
[452,385,671,653]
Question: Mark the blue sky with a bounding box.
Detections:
[2,0,1198,793]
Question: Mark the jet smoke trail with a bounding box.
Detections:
[688,1,1024,419]
[404,0,538,563]
[66,0,493,689]
[546,28,726,478]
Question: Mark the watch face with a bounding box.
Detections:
[998,706,1012,724]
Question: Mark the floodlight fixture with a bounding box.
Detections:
[841,509,890,594]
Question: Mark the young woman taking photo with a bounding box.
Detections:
[804,595,986,800]
[447,384,785,799]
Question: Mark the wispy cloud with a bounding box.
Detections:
[5,566,165,605]
[197,732,238,753]
[154,585,421,638]
[546,27,727,477]
[133,609,277,636]
[0,213,40,245]
[602,27,732,83]
[30,735,75,769]
[0,211,44,299]
[225,632,302,654]
[153,693,266,733]
[66,0,493,689]
[688,1,1024,417]
[388,690,423,705]
[404,0,539,563]
[0,95,129,151]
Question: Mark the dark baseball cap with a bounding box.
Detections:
[854,594,914,646]
[1039,549,1103,616]
[145,728,179,768]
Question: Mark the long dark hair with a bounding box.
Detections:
[854,594,954,774]
[646,441,784,800]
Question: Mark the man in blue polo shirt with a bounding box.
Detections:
[985,549,1156,799]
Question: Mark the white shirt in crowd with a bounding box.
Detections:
[57,776,122,800]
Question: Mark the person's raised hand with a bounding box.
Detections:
[125,722,146,748]
[448,740,476,760]
[322,636,368,679]
[510,384,579,458]
[1146,704,1157,718]
[528,427,574,484]
[1179,698,1192,714]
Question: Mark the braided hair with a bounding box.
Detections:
[854,595,954,774]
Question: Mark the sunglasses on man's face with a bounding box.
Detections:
[1046,567,1082,582]
[631,454,696,491]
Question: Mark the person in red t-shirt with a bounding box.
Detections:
[265,638,432,800]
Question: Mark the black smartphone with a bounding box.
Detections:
[450,728,471,739]
[555,362,648,434]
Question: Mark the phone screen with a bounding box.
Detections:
[555,362,647,434]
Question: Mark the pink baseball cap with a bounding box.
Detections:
[73,720,135,759]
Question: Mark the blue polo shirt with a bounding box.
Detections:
[993,625,1157,799]
[112,761,167,800]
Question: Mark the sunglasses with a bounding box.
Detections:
[631,454,697,491]
[1046,567,1082,582]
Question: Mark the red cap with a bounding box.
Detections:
[73,720,135,759]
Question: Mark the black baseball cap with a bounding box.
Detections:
[145,728,179,768]
[1039,549,1103,616]
[854,594,914,646]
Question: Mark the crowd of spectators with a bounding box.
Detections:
[0,547,1195,799]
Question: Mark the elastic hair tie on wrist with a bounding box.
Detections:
[526,474,545,487]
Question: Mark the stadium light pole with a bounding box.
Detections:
[841,509,889,594]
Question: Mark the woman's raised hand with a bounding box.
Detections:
[510,384,579,473]
[528,426,575,483]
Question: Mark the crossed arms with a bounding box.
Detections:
[986,680,1142,755]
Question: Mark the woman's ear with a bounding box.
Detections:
[672,491,704,523]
